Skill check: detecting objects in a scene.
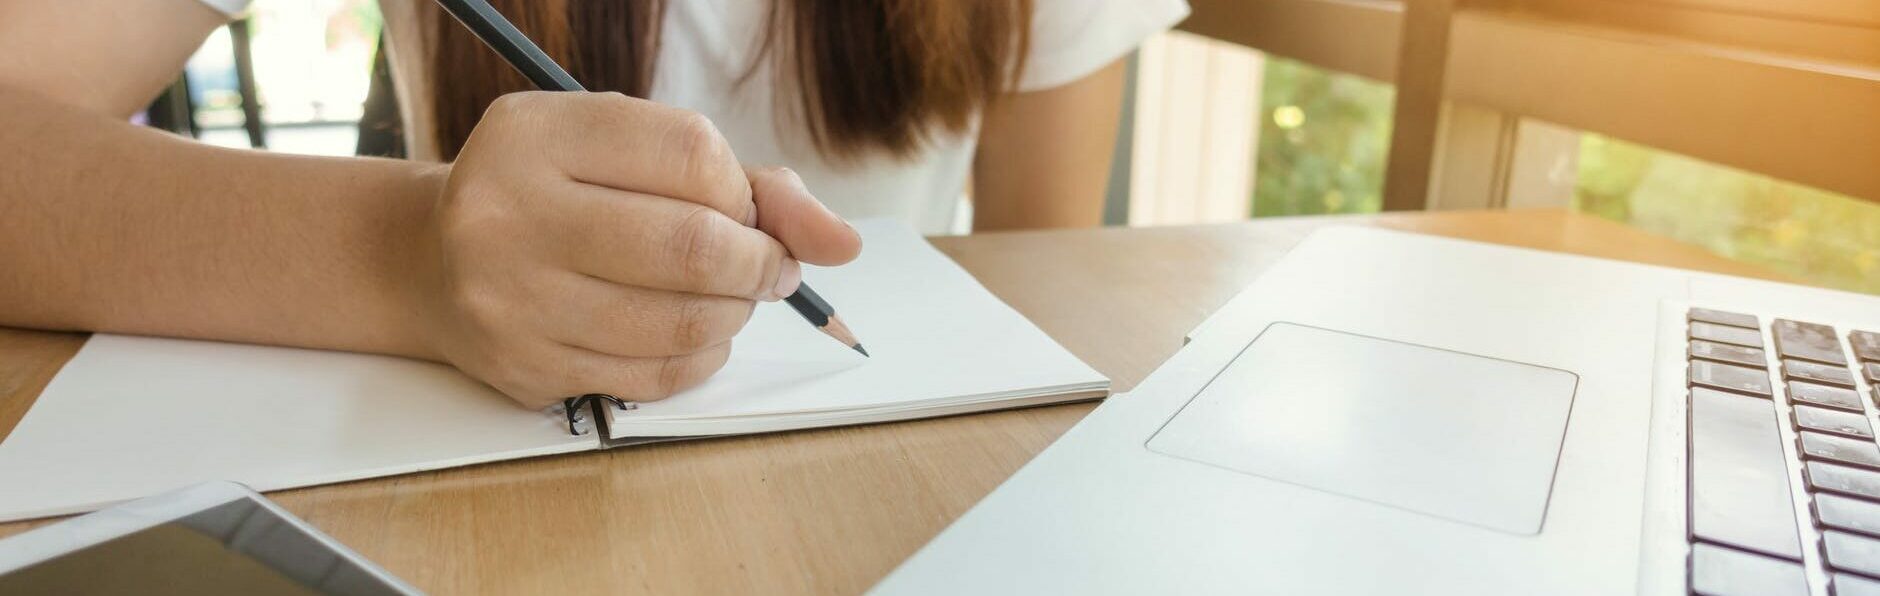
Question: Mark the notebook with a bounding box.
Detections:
[0,220,1107,522]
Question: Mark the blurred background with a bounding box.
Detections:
[181,0,378,153]
[168,0,1878,294]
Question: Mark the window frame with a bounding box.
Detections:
[1179,0,1880,208]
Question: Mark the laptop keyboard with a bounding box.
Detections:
[1685,307,1880,596]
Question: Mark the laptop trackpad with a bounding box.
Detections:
[1146,323,1578,534]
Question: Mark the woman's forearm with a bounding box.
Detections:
[0,87,445,358]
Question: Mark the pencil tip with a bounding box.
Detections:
[818,314,866,356]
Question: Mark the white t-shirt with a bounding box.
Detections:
[198,0,1190,234]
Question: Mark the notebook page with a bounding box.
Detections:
[0,336,594,522]
[607,219,1107,437]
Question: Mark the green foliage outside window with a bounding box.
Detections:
[1575,135,1880,295]
[1252,57,1394,217]
[1245,56,1876,295]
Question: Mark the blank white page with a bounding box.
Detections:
[0,337,592,522]
[607,219,1107,437]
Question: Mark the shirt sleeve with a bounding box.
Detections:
[195,0,252,18]
[1018,0,1190,92]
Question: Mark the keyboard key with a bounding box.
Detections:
[1809,461,1880,500]
[1791,381,1867,412]
[1773,319,1848,365]
[1837,572,1880,596]
[1689,542,1807,596]
[1691,308,1761,330]
[1802,432,1880,468]
[1818,493,1880,538]
[1692,321,1765,348]
[1853,331,1880,363]
[1825,530,1880,578]
[1691,340,1768,368]
[1796,405,1876,439]
[1786,358,1858,388]
[1866,362,1880,383]
[1692,360,1774,397]
[1691,387,1803,559]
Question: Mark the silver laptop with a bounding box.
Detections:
[877,226,1880,595]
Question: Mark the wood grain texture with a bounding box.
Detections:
[0,210,1800,593]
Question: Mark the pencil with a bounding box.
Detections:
[432,0,868,357]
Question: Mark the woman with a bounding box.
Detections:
[0,0,1185,407]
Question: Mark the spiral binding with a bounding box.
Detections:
[560,393,636,436]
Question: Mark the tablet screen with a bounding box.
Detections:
[0,497,406,595]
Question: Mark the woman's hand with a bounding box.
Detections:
[412,91,862,409]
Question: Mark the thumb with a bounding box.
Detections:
[746,167,862,266]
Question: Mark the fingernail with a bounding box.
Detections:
[770,258,802,301]
[780,167,807,192]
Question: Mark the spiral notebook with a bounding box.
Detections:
[0,220,1107,522]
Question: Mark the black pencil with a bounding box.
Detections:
[433,0,868,357]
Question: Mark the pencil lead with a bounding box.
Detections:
[852,344,870,358]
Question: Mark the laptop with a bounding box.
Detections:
[877,226,1880,595]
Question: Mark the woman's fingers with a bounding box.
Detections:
[544,271,754,358]
[747,167,862,267]
[550,182,797,301]
[548,341,734,405]
[478,91,757,225]
[480,340,734,410]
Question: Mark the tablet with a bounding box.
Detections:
[0,481,417,595]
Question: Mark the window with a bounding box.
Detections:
[184,0,381,156]
[1126,32,1394,225]
[1253,56,1393,217]
[1576,135,1880,294]
[1128,0,1876,295]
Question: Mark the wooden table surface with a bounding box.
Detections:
[0,209,1797,594]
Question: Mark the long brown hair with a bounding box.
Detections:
[423,1,1032,162]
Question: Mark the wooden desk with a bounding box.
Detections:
[0,209,1795,594]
